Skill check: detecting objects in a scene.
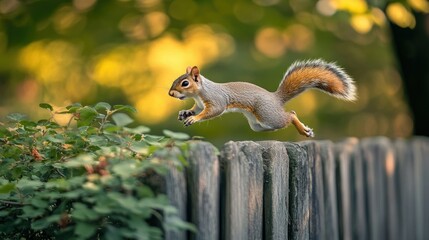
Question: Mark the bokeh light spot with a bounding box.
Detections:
[73,0,96,12]
[386,3,416,29]
[255,27,286,58]
[350,14,373,34]
[408,0,429,13]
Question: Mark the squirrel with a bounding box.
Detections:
[168,59,356,137]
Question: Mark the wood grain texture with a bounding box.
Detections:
[335,138,369,240]
[395,139,416,240]
[299,141,325,240]
[259,141,289,240]
[221,141,264,240]
[361,138,388,240]
[162,138,429,240]
[187,142,220,240]
[410,138,427,240]
[318,141,339,240]
[165,164,187,240]
[285,142,309,240]
[161,146,188,240]
[418,138,429,240]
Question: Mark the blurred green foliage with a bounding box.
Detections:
[0,102,194,239]
[1,0,427,145]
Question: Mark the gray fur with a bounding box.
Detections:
[194,76,289,131]
[175,59,356,135]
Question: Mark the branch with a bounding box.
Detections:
[56,168,66,178]
[0,200,25,206]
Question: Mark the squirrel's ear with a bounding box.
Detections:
[191,66,200,82]
[186,66,192,74]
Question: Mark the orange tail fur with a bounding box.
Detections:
[276,59,357,103]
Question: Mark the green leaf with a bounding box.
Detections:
[137,186,154,198]
[66,103,82,110]
[72,203,99,221]
[64,154,96,168]
[46,134,65,143]
[21,205,45,218]
[104,133,124,144]
[192,135,205,140]
[138,195,170,209]
[113,105,137,113]
[143,135,165,146]
[165,216,197,232]
[0,211,9,217]
[16,178,43,190]
[67,176,86,187]
[124,125,150,134]
[129,141,149,154]
[78,126,98,135]
[40,191,61,199]
[107,193,143,215]
[74,222,97,239]
[31,214,62,231]
[0,183,15,194]
[46,178,70,190]
[77,106,98,127]
[66,107,80,113]
[102,123,121,133]
[39,103,53,111]
[94,102,111,112]
[19,120,37,128]
[105,226,124,240]
[0,126,11,137]
[93,204,112,214]
[7,113,27,122]
[62,189,84,199]
[30,197,49,208]
[112,161,137,178]
[111,113,133,127]
[31,218,51,230]
[163,130,190,140]
[88,135,108,147]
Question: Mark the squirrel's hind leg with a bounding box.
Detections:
[287,111,314,137]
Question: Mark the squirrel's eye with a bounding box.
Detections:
[181,80,189,87]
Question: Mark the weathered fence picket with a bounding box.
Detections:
[165,149,187,240]
[187,142,220,240]
[285,142,310,240]
[318,141,339,240]
[163,137,429,240]
[300,141,325,240]
[259,141,289,240]
[221,141,264,240]
[395,139,416,240]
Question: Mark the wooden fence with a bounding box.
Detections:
[164,137,429,240]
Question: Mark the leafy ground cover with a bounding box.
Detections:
[0,102,194,239]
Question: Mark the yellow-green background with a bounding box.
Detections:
[1,0,425,146]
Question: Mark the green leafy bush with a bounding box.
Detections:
[0,102,194,239]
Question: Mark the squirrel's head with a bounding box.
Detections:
[168,66,202,100]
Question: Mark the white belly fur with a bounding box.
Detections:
[224,108,259,124]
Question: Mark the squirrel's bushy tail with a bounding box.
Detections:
[275,59,357,103]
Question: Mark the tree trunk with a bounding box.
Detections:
[389,11,429,136]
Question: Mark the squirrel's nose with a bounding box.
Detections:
[169,91,174,97]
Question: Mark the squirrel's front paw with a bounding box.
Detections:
[303,126,315,138]
[178,110,195,121]
[184,116,198,127]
